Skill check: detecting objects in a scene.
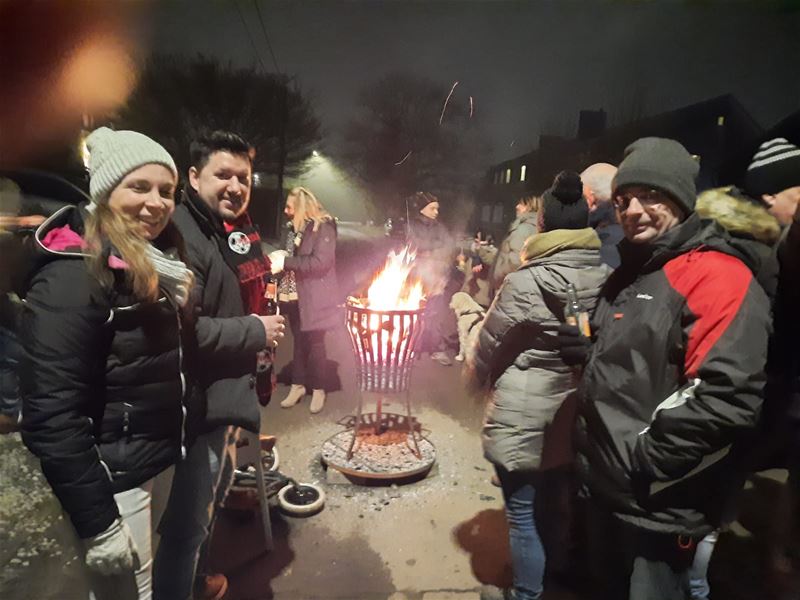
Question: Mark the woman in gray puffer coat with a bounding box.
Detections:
[471,171,610,600]
[489,195,539,298]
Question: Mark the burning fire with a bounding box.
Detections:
[364,246,424,311]
[347,247,426,368]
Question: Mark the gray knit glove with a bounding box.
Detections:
[83,518,140,575]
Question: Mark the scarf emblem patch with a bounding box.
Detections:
[228,231,251,255]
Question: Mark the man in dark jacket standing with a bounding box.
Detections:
[581,162,624,269]
[406,191,458,365]
[567,138,772,600]
[744,137,800,585]
[153,131,285,600]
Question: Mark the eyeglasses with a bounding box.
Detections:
[613,189,670,212]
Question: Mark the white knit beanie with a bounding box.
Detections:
[86,127,177,204]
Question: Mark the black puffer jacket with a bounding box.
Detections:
[19,205,189,539]
[577,214,772,537]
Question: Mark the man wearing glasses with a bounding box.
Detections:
[566,137,771,599]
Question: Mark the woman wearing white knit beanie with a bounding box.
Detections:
[19,126,194,600]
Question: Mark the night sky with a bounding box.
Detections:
[140,1,800,163]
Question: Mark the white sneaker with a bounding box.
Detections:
[454,353,465,362]
[280,384,306,408]
[309,389,326,414]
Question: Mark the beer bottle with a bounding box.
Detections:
[264,279,278,315]
[564,283,591,338]
[256,276,279,406]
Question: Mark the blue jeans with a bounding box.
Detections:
[585,501,694,600]
[688,530,717,599]
[152,426,238,600]
[496,468,545,600]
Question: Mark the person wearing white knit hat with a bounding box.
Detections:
[19,126,194,599]
[86,127,177,205]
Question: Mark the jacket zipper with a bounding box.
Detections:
[88,417,114,483]
[174,303,187,460]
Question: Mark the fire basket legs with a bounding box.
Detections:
[346,390,365,460]
[345,391,422,461]
[403,391,421,459]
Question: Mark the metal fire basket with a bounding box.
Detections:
[345,297,426,459]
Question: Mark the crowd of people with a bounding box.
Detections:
[1,124,799,600]
[456,136,800,600]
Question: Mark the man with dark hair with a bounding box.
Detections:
[562,138,771,599]
[153,131,284,600]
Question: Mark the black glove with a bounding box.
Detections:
[556,323,592,367]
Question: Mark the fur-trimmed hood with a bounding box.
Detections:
[696,186,780,299]
[696,186,781,244]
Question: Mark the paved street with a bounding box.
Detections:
[1,318,796,599]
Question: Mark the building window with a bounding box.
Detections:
[717,115,725,126]
[520,164,527,182]
[505,168,511,184]
[492,203,504,223]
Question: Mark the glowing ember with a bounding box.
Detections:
[364,246,424,311]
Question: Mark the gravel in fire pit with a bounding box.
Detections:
[321,414,436,479]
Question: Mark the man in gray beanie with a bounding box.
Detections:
[558,137,772,599]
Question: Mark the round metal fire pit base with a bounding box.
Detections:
[321,415,436,481]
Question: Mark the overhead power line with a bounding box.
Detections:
[235,0,268,72]
[253,0,282,74]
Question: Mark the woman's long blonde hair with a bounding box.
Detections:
[84,203,159,302]
[288,186,332,232]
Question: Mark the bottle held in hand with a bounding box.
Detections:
[564,283,591,338]
[256,278,279,406]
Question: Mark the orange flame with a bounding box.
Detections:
[365,246,424,311]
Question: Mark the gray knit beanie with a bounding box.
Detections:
[612,137,699,216]
[86,127,177,204]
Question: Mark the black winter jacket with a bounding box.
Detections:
[173,190,266,434]
[577,214,772,537]
[19,205,189,539]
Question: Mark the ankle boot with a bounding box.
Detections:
[309,389,326,414]
[280,384,306,408]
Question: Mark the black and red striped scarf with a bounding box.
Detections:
[183,188,270,315]
[222,214,270,315]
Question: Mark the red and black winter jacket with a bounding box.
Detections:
[576,214,772,537]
